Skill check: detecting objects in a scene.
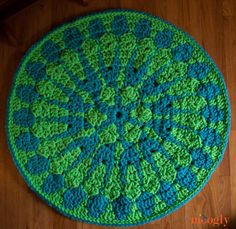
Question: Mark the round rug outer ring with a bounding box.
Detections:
[6,9,231,226]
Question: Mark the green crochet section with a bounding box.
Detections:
[6,10,230,226]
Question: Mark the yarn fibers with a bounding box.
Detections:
[6,10,230,226]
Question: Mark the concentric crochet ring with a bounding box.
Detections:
[6,10,230,226]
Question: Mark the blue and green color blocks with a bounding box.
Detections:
[6,10,230,226]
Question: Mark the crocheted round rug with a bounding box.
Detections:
[6,10,230,226]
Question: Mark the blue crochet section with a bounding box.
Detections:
[198,83,220,100]
[64,27,84,49]
[63,187,86,210]
[154,28,173,48]
[13,108,35,127]
[188,62,210,80]
[135,19,152,39]
[25,155,49,175]
[191,149,213,169]
[42,174,64,194]
[201,106,224,122]
[136,192,155,217]
[87,194,109,218]
[16,85,39,103]
[41,40,62,62]
[158,181,177,206]
[172,43,194,62]
[26,61,46,82]
[200,127,221,146]
[15,133,40,152]
[89,19,105,39]
[112,15,129,36]
[176,167,197,191]
[112,196,132,220]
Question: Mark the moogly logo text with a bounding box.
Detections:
[191,214,230,227]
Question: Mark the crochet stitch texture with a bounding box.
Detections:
[6,10,230,226]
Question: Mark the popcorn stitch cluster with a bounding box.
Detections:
[7,10,230,226]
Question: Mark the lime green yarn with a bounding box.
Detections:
[104,167,122,200]
[125,165,141,200]
[83,164,106,196]
[141,160,160,194]
[121,86,139,105]
[65,158,91,188]
[171,128,202,149]
[100,86,116,105]
[99,124,119,144]
[131,106,152,122]
[124,122,142,143]
[86,108,107,127]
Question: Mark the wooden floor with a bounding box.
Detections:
[0,0,235,228]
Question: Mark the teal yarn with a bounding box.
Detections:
[6,10,230,226]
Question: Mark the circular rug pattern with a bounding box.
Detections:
[6,10,230,226]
